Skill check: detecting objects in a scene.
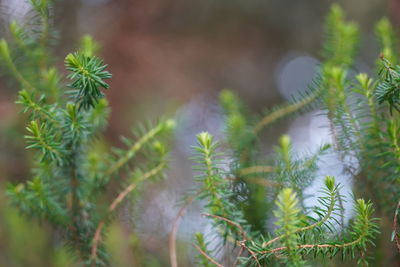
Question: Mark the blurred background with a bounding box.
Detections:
[0,0,399,266]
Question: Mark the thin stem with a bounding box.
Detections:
[169,193,199,267]
[202,146,224,211]
[393,200,400,253]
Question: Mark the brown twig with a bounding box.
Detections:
[169,193,199,267]
[192,243,225,267]
[90,221,105,266]
[90,162,165,266]
[393,200,400,253]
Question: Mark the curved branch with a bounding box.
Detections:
[169,194,198,267]
[393,200,400,253]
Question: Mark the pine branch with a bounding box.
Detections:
[106,119,175,177]
[254,85,322,134]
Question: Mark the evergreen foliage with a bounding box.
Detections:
[0,0,175,266]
